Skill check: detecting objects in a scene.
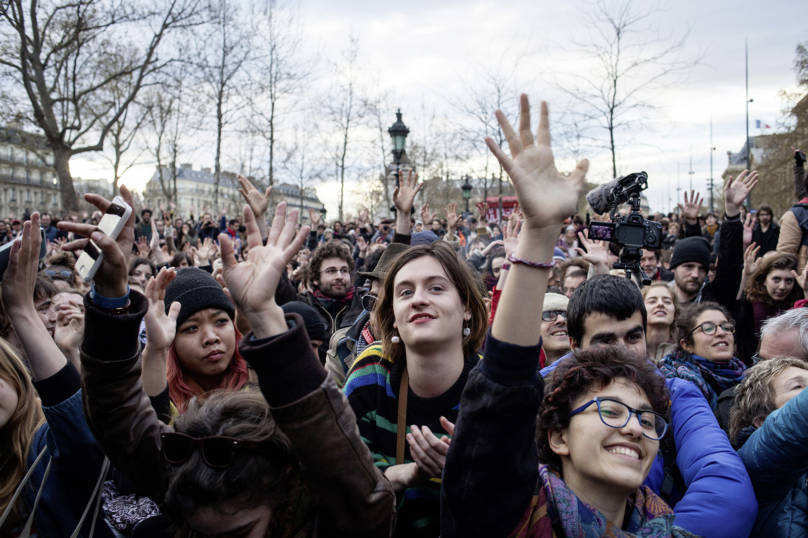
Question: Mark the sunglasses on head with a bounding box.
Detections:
[362,293,377,312]
[161,433,271,469]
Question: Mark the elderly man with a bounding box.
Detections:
[714,308,808,431]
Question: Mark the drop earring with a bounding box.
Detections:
[391,334,400,344]
[463,326,471,336]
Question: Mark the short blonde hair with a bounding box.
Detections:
[728,357,808,443]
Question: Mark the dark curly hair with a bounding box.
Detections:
[309,241,355,285]
[743,253,803,307]
[536,346,670,473]
[162,391,294,530]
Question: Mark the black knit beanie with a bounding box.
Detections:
[281,301,327,342]
[164,267,235,326]
[669,236,711,270]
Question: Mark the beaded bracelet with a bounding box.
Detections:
[507,254,556,269]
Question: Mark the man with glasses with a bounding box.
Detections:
[275,241,366,364]
[540,292,570,367]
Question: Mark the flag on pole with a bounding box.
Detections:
[755,120,771,129]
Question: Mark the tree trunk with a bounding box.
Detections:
[53,148,78,213]
[214,98,224,211]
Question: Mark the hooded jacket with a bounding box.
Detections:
[738,382,808,538]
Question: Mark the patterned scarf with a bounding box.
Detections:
[658,351,746,409]
[509,464,697,537]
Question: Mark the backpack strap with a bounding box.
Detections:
[659,429,687,502]
[396,367,409,465]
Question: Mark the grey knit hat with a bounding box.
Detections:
[164,267,235,326]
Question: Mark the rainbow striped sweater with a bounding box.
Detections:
[343,345,479,538]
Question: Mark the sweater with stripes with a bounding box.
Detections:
[343,344,479,538]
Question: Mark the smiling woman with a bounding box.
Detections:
[343,240,487,537]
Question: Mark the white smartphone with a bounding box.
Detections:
[76,196,132,282]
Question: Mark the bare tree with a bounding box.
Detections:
[247,0,316,209]
[284,122,322,217]
[0,0,203,211]
[364,84,396,217]
[320,35,366,221]
[550,0,701,178]
[194,0,253,210]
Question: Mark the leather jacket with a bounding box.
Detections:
[80,291,395,537]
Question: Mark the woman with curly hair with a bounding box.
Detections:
[734,249,805,363]
[658,302,747,410]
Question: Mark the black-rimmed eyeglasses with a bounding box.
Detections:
[567,397,668,440]
[542,311,567,322]
[687,321,735,338]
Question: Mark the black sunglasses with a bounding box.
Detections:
[161,433,269,469]
[362,293,377,312]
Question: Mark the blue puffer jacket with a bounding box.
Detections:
[20,367,114,538]
[738,382,808,538]
[542,357,757,538]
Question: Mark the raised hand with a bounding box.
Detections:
[220,203,310,339]
[421,204,436,226]
[237,174,272,218]
[308,208,322,228]
[393,169,422,214]
[149,219,161,251]
[53,306,84,363]
[356,235,368,256]
[743,243,761,277]
[445,203,460,231]
[743,213,756,251]
[197,237,217,265]
[485,96,587,230]
[137,236,151,258]
[358,208,369,226]
[476,202,489,223]
[1,215,43,316]
[481,240,504,257]
[143,269,181,352]
[724,170,759,216]
[677,190,703,223]
[502,212,522,258]
[792,263,808,291]
[57,186,136,298]
[575,229,610,271]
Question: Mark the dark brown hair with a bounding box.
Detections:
[744,253,803,307]
[373,241,487,362]
[309,241,355,285]
[129,257,156,278]
[675,301,734,351]
[163,391,293,530]
[537,346,669,472]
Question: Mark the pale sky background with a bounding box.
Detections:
[70,0,808,217]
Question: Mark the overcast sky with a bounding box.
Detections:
[71,0,808,216]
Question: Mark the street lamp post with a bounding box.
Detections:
[388,109,410,189]
[461,175,473,214]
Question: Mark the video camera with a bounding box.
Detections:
[586,171,662,286]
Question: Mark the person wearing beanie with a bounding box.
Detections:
[540,292,570,367]
[281,301,327,352]
[140,266,249,415]
[670,172,757,308]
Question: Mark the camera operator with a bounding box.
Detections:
[776,148,808,272]
[671,174,757,307]
[197,211,219,241]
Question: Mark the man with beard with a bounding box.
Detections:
[669,171,757,308]
[752,204,780,257]
[275,241,366,363]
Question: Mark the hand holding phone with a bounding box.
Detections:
[58,187,137,298]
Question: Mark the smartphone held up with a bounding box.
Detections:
[76,196,132,281]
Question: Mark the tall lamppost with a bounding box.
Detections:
[388,109,410,189]
[461,175,473,214]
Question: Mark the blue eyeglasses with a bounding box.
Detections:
[568,397,668,440]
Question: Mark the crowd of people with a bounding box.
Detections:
[2,96,808,538]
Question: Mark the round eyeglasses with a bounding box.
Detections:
[688,321,735,337]
[567,397,668,440]
[542,310,567,322]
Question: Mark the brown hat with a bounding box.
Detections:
[357,242,409,281]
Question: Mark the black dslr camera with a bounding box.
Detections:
[587,171,662,286]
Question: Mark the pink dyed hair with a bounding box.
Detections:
[166,322,249,414]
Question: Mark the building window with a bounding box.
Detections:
[52,193,57,205]
[26,189,31,202]
[10,188,16,202]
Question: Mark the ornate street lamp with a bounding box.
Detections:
[388,109,410,188]
[461,175,473,214]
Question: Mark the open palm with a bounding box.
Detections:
[486,96,587,229]
[725,170,759,212]
[220,203,310,318]
[144,268,180,351]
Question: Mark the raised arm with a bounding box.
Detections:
[237,174,271,240]
[442,96,588,538]
[220,203,395,535]
[393,169,421,236]
[1,214,69,381]
[140,268,181,397]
